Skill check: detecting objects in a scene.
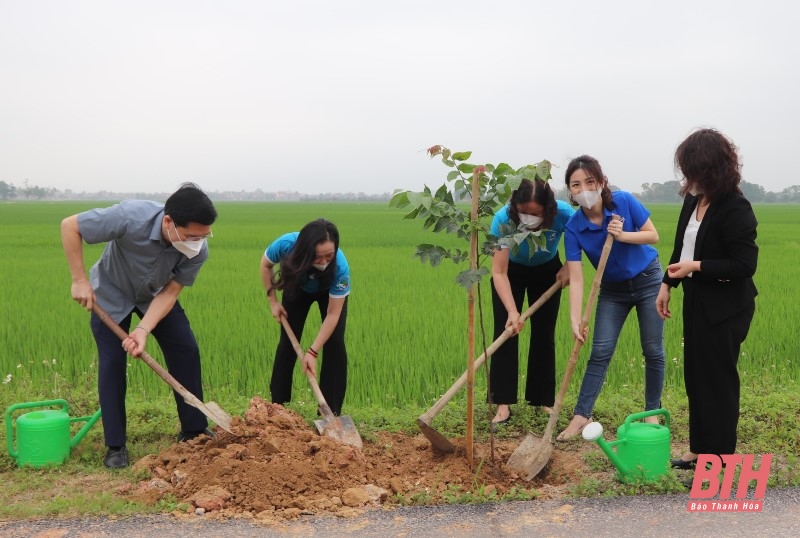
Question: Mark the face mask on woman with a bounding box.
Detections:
[518,213,544,229]
[573,189,601,209]
[312,262,329,271]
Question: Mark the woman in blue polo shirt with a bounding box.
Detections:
[489,179,574,428]
[260,219,351,415]
[557,155,665,441]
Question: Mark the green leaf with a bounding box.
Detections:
[455,267,489,290]
[520,165,538,181]
[446,170,460,181]
[404,205,422,220]
[457,163,476,174]
[536,160,552,180]
[389,190,409,208]
[407,191,432,210]
[493,163,514,178]
[452,151,472,161]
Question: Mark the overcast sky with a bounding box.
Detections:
[1,1,797,195]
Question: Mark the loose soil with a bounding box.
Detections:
[124,397,597,524]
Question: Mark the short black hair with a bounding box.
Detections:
[164,182,217,226]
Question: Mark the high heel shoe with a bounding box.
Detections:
[556,416,592,441]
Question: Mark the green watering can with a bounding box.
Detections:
[582,408,671,483]
[5,399,102,468]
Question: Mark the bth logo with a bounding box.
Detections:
[686,454,771,512]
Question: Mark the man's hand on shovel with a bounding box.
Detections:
[122,328,148,358]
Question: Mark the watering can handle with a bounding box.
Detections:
[5,400,70,460]
[624,408,671,429]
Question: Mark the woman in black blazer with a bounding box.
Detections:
[656,128,758,468]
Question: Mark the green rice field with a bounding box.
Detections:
[0,201,798,413]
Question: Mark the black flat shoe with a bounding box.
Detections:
[177,427,216,443]
[103,446,129,469]
[490,410,512,432]
[671,457,697,470]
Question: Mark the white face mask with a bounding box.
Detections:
[312,262,329,271]
[688,186,703,197]
[169,223,204,259]
[519,213,544,229]
[573,189,601,209]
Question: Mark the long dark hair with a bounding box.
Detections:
[269,219,339,296]
[507,179,557,229]
[564,155,615,211]
[675,128,742,204]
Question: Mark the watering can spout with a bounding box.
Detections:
[582,422,630,476]
[70,408,103,449]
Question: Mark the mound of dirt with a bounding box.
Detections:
[125,396,591,522]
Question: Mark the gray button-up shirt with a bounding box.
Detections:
[77,200,208,322]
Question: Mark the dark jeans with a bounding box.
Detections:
[270,293,348,415]
[489,256,562,407]
[90,302,206,447]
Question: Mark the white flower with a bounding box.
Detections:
[2,374,11,384]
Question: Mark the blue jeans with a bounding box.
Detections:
[573,258,665,418]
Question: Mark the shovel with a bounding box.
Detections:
[506,220,617,480]
[91,304,234,433]
[279,316,363,449]
[418,279,564,452]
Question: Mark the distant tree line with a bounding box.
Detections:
[2,178,800,203]
[551,180,800,203]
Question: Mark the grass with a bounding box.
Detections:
[0,201,798,517]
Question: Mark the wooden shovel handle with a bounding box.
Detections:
[420,279,563,423]
[279,316,336,421]
[91,303,204,409]
[543,219,618,439]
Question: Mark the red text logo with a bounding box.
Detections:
[686,454,771,512]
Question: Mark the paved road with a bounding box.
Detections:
[1,487,798,537]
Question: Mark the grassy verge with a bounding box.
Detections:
[1,377,797,519]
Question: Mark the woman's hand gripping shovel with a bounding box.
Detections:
[279,316,363,449]
[506,217,618,480]
[91,304,233,433]
[418,279,564,453]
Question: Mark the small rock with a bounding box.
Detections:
[195,507,206,515]
[388,478,404,494]
[364,484,389,503]
[342,487,370,507]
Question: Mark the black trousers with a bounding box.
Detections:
[270,293,348,415]
[488,256,562,406]
[90,302,207,447]
[683,279,755,456]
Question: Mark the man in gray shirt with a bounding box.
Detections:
[61,183,218,469]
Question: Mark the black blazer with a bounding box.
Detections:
[663,192,758,325]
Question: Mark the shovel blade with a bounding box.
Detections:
[314,415,363,449]
[506,433,553,481]
[417,417,455,453]
[203,401,234,433]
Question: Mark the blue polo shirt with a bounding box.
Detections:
[77,200,207,322]
[564,191,658,283]
[265,232,351,297]
[491,200,574,266]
